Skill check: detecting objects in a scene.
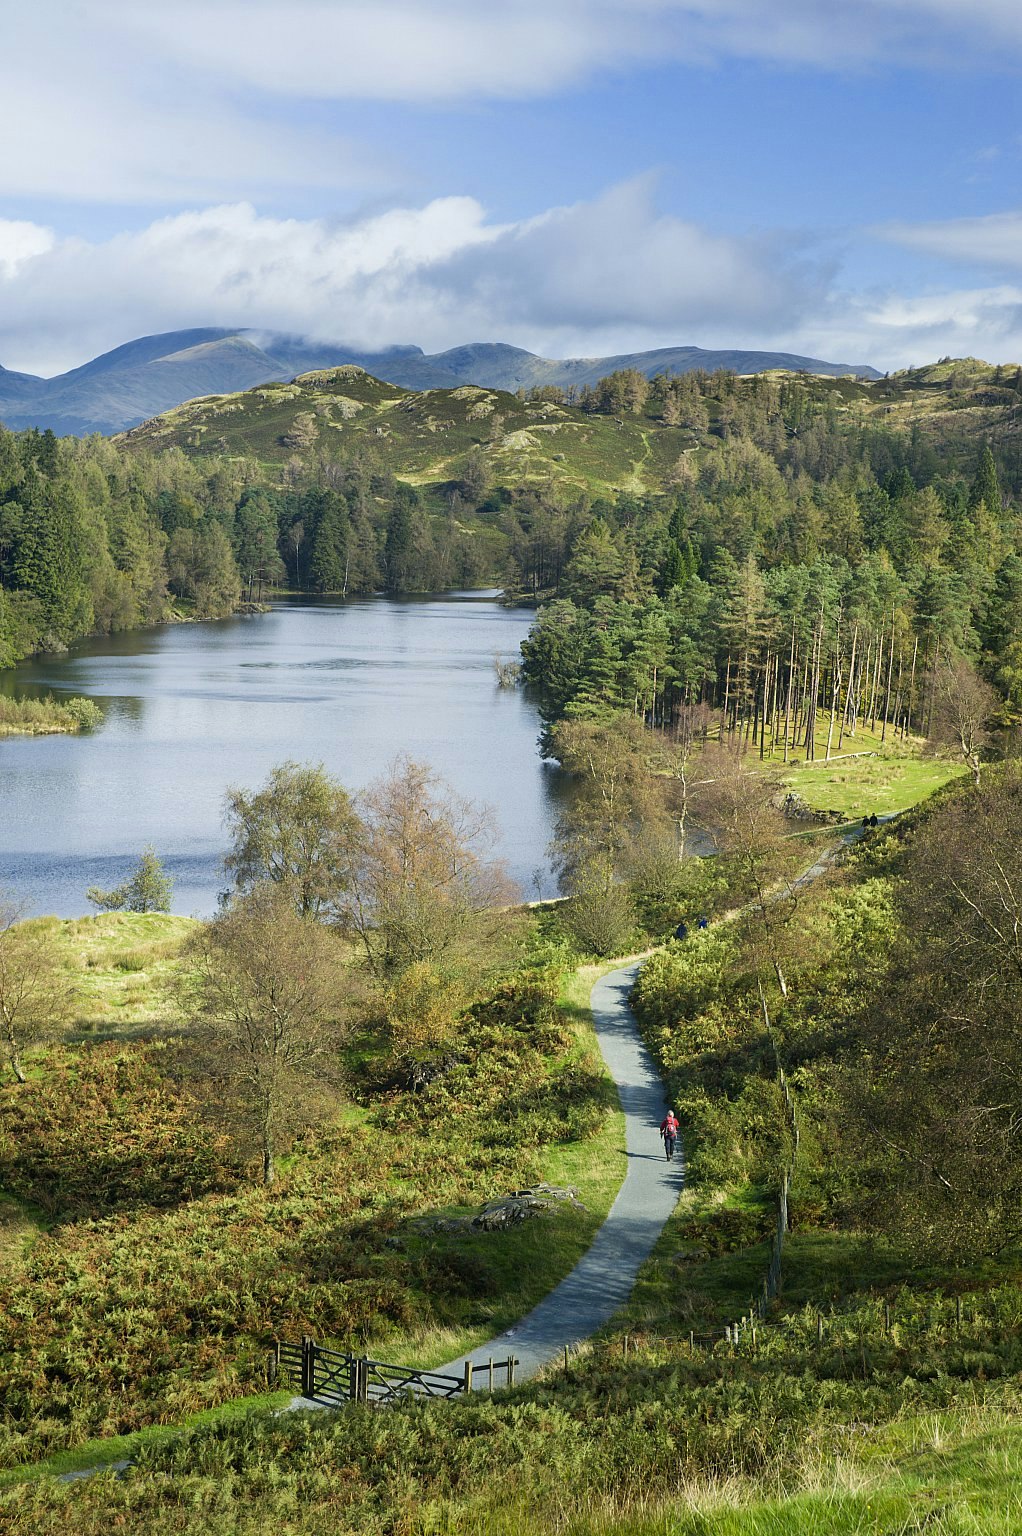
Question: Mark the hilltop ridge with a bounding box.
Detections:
[0,327,880,436]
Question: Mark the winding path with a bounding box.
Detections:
[287,826,879,1407]
[286,959,682,1409]
[439,961,681,1381]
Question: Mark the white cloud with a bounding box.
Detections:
[97,0,1022,105]
[880,210,1022,271]
[0,7,372,204]
[764,283,1022,375]
[0,184,828,376]
[0,220,55,279]
[6,182,1022,381]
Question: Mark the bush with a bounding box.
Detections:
[61,696,104,730]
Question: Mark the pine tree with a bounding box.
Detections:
[968,443,1002,517]
[308,493,349,593]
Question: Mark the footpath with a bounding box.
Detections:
[288,958,682,1405]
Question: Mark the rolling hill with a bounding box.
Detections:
[0,328,880,436]
[118,365,702,499]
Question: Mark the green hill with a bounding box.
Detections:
[120,365,700,499]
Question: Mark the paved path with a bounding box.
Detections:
[439,960,681,1381]
[288,958,681,1408]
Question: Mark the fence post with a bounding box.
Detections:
[509,1356,517,1387]
[463,1361,473,1394]
[301,1335,315,1400]
[488,1357,494,1391]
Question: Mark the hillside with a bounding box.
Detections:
[0,327,879,436]
[118,354,1022,502]
[119,365,700,498]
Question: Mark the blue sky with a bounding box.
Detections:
[3,0,1022,375]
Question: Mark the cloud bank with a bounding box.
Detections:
[3,182,1022,380]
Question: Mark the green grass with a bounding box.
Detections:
[726,712,969,819]
[122,369,696,498]
[46,911,197,1034]
[780,740,966,819]
[0,949,632,1479]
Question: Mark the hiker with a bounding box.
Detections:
[674,920,688,941]
[697,914,709,930]
[868,812,879,828]
[660,1109,680,1162]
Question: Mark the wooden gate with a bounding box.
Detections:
[271,1337,518,1406]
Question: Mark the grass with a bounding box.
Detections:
[731,713,969,819]
[122,369,695,499]
[0,945,633,1479]
[44,911,197,1034]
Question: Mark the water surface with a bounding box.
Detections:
[0,594,558,917]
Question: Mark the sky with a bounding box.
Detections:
[3,0,1022,377]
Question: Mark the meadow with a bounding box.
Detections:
[0,917,626,1471]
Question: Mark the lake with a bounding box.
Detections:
[0,593,561,917]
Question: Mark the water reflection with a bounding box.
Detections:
[0,594,561,917]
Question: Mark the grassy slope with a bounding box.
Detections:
[121,367,698,499]
[0,920,631,1479]
[771,716,967,818]
[120,358,1022,506]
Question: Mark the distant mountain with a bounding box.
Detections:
[0,329,881,436]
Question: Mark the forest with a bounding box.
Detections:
[0,424,494,669]
[3,357,1022,733]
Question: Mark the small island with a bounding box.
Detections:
[0,695,103,737]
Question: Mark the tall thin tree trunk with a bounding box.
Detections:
[837,624,857,751]
[881,613,896,742]
[905,635,919,735]
[869,619,885,731]
[783,625,796,763]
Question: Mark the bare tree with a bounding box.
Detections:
[928,646,998,786]
[0,900,77,1083]
[693,743,802,997]
[192,884,347,1184]
[651,702,714,858]
[341,756,519,980]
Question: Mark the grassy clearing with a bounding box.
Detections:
[43,911,197,1035]
[777,721,967,818]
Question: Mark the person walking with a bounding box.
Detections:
[659,1109,680,1162]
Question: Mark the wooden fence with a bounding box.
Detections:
[271,1337,518,1407]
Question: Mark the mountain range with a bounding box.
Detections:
[0,328,881,437]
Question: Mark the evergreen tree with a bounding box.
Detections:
[968,443,1002,517]
[308,493,350,593]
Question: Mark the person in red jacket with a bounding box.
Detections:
[659,1109,680,1162]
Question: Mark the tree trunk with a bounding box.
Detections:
[782,625,796,763]
[906,635,919,736]
[881,614,896,743]
[838,624,858,751]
